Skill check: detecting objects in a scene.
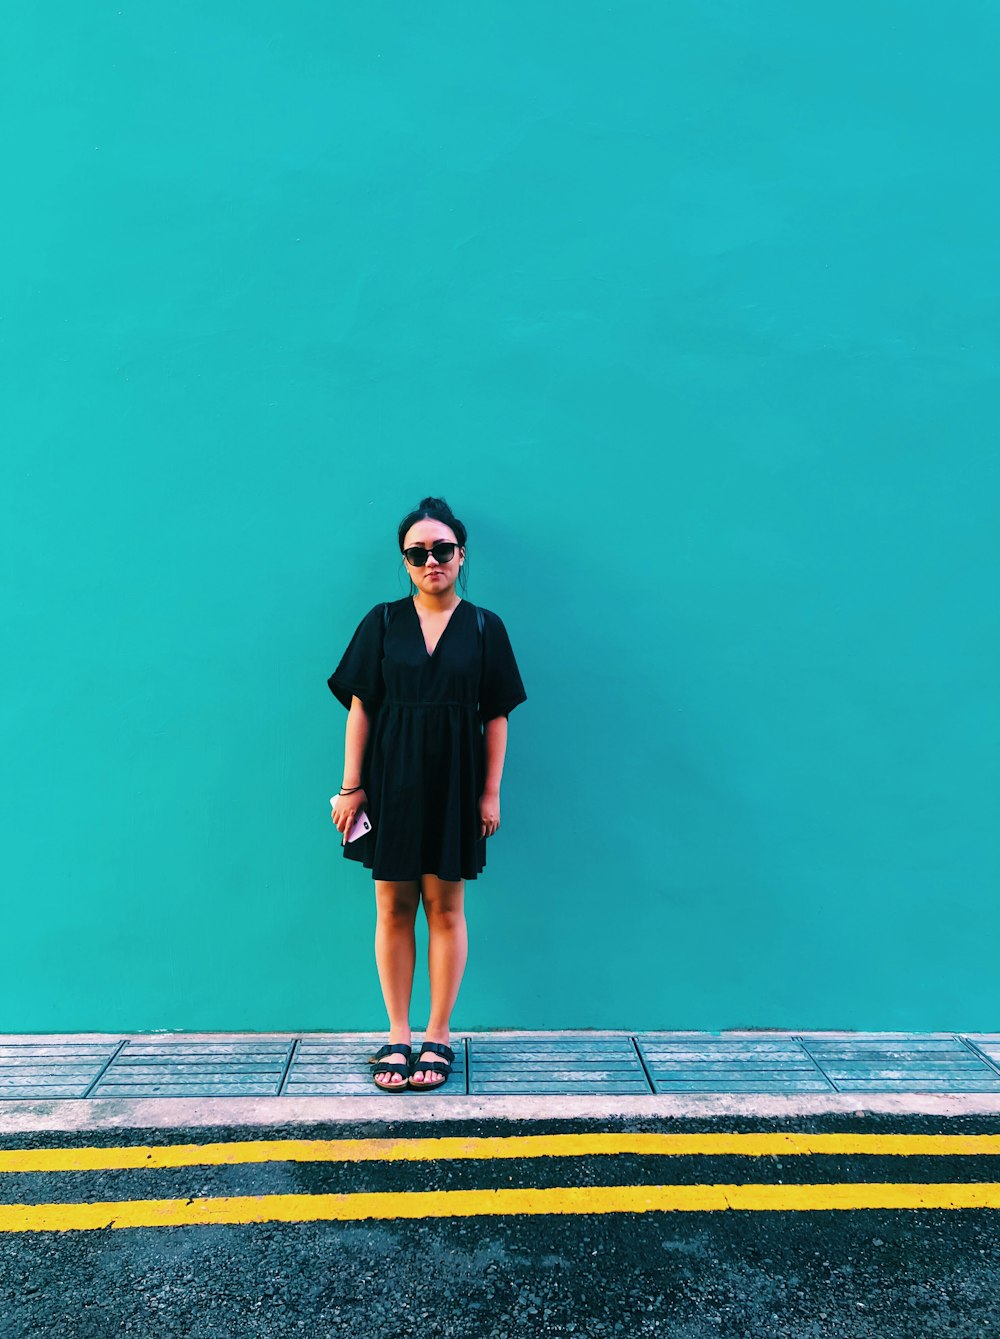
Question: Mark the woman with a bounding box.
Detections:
[327,496,527,1092]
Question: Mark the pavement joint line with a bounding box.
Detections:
[275,1038,299,1097]
[792,1034,840,1091]
[7,1183,1000,1233]
[630,1035,656,1092]
[78,1040,128,1102]
[958,1034,1000,1080]
[9,1131,1000,1173]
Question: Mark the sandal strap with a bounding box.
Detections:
[368,1043,413,1064]
[372,1061,411,1077]
[413,1059,451,1076]
[417,1042,454,1063]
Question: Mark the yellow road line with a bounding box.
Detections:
[5,1132,1000,1174]
[4,1182,1000,1233]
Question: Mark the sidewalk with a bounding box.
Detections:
[4,1030,1000,1131]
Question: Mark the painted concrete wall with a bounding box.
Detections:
[3,3,997,1031]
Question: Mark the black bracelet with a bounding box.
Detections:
[339,785,363,795]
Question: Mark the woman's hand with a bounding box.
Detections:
[479,789,500,839]
[331,788,368,839]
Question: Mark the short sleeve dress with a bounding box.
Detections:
[327,596,527,882]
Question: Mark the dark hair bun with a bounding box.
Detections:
[398,496,468,550]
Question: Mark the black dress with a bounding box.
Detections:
[327,596,527,882]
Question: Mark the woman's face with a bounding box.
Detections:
[402,519,464,598]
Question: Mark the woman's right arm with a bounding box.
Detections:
[331,696,370,835]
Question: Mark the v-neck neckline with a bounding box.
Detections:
[411,596,463,659]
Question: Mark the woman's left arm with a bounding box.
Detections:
[480,716,508,837]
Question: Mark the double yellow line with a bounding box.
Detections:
[3,1131,1000,1233]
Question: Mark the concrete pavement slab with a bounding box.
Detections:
[4,1032,1000,1133]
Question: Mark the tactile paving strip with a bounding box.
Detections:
[799,1035,1000,1092]
[0,1042,121,1099]
[635,1035,833,1093]
[90,1040,293,1098]
[467,1036,651,1095]
[284,1037,467,1096]
[3,1033,1000,1098]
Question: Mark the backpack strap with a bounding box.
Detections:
[383,602,389,632]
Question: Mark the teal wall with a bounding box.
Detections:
[3,4,997,1032]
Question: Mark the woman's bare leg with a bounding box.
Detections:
[411,873,468,1085]
[372,879,421,1088]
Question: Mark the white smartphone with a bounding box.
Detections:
[331,798,372,846]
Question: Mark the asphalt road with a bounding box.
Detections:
[3,1112,1000,1338]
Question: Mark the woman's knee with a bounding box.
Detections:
[421,875,465,927]
[375,880,420,922]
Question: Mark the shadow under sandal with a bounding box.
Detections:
[409,1042,455,1091]
[368,1043,413,1092]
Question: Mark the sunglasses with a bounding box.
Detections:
[402,542,459,567]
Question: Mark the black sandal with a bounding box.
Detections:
[408,1042,455,1091]
[368,1042,413,1092]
